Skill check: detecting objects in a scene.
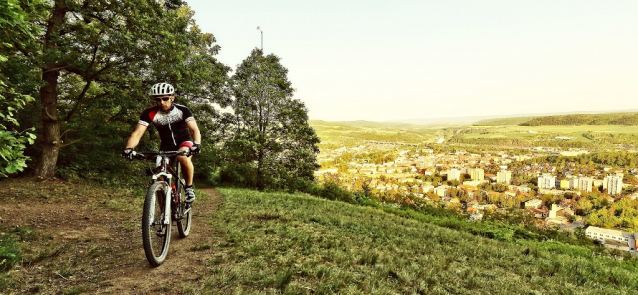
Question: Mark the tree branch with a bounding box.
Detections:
[58,138,83,149]
[44,65,68,73]
[60,128,75,139]
[43,107,58,122]
[63,80,92,122]
[104,108,126,125]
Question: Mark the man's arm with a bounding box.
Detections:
[125,124,148,149]
[186,120,201,143]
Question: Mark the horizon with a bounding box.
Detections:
[309,108,638,125]
[186,1,638,122]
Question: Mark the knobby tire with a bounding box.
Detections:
[142,181,172,266]
[174,161,192,238]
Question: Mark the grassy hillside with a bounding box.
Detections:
[203,188,638,294]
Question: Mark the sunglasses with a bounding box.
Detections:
[154,96,171,102]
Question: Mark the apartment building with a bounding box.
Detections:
[448,168,461,181]
[497,170,512,185]
[470,168,484,181]
[605,175,623,195]
[577,177,593,193]
[538,173,556,190]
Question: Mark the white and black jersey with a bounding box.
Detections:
[138,104,195,150]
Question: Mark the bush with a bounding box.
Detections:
[317,181,355,204]
[289,178,322,195]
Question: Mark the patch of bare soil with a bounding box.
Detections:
[0,179,222,294]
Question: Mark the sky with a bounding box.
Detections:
[185,0,638,122]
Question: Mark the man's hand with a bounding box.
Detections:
[121,148,136,160]
[190,142,201,156]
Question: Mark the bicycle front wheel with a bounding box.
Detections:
[142,181,172,266]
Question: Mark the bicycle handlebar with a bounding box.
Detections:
[132,150,190,160]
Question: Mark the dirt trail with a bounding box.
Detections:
[98,188,222,294]
[0,181,222,295]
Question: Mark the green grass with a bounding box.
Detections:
[0,234,21,273]
[204,188,638,294]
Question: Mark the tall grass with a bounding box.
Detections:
[203,188,638,294]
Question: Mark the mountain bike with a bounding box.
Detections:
[132,150,193,266]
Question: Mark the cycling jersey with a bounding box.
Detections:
[138,104,195,150]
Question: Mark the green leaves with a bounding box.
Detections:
[1,0,230,177]
[222,49,320,190]
[0,127,33,177]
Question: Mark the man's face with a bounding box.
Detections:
[154,95,173,112]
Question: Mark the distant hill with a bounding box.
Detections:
[473,116,538,126]
[309,120,421,130]
[520,113,638,126]
[310,111,638,128]
[308,120,441,145]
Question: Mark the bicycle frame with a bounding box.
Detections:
[138,151,187,225]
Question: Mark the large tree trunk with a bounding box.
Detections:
[34,1,66,179]
[34,70,61,179]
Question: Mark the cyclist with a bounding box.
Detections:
[122,83,201,203]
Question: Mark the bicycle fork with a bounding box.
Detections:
[152,172,173,226]
[163,184,172,225]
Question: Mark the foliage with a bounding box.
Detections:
[521,113,638,126]
[535,151,638,170]
[316,177,356,204]
[3,0,229,178]
[221,49,320,190]
[0,0,39,177]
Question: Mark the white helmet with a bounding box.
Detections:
[150,83,175,96]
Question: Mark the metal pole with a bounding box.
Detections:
[257,26,263,51]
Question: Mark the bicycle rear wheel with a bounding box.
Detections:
[177,201,192,237]
[142,181,172,266]
[175,168,192,238]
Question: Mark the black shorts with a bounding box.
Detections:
[160,141,193,152]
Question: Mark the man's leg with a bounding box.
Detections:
[177,146,195,203]
[177,146,194,186]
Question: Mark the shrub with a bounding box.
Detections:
[318,181,355,204]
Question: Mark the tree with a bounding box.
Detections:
[3,0,228,178]
[224,49,320,190]
[0,0,39,176]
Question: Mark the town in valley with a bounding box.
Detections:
[312,121,638,253]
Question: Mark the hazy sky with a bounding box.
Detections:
[185,1,638,122]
